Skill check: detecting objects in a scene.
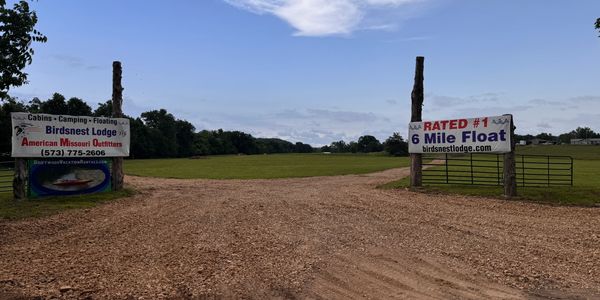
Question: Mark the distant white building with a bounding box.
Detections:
[570,138,600,145]
[531,138,556,145]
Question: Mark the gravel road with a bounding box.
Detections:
[1,167,599,299]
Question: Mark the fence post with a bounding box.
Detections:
[470,153,474,184]
[496,154,500,185]
[503,114,517,198]
[12,159,26,200]
[570,157,573,186]
[445,153,449,184]
[522,155,525,187]
[410,56,424,188]
[112,61,124,191]
[547,156,550,186]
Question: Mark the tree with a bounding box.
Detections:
[40,93,67,114]
[141,109,178,157]
[294,142,313,153]
[0,0,47,99]
[347,141,358,153]
[129,117,155,159]
[27,96,41,113]
[66,97,92,116]
[0,97,27,157]
[596,18,600,36]
[383,133,408,156]
[535,132,555,141]
[572,127,598,139]
[357,135,383,153]
[558,133,573,144]
[93,100,113,117]
[330,140,348,153]
[175,120,195,157]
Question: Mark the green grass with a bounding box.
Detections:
[381,145,600,206]
[0,188,136,220]
[124,153,410,179]
[517,144,600,160]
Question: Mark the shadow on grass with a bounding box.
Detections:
[0,188,136,220]
[379,177,600,207]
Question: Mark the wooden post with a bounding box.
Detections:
[112,61,124,191]
[13,158,27,200]
[503,114,517,198]
[410,56,424,187]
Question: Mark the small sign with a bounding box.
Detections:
[409,115,512,154]
[11,112,130,158]
[28,159,111,198]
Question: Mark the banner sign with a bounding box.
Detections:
[11,112,130,158]
[409,115,512,154]
[28,159,111,198]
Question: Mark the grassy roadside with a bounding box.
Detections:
[125,153,410,179]
[379,176,600,206]
[380,146,600,206]
[0,188,136,220]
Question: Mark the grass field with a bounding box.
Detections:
[517,144,600,160]
[124,153,410,179]
[0,153,408,220]
[381,145,600,206]
[1,147,596,220]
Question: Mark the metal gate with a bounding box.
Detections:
[422,153,573,187]
[0,161,14,193]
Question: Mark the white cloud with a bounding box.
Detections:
[223,0,423,36]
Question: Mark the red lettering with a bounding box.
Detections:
[432,122,440,130]
[459,119,468,129]
[449,119,457,129]
[424,122,431,131]
[60,138,70,146]
[21,137,28,146]
[440,120,449,130]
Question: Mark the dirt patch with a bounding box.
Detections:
[0,167,598,299]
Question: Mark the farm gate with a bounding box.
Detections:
[422,153,573,187]
[0,161,14,193]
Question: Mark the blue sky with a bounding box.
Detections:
[10,0,600,145]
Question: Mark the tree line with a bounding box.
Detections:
[515,127,600,144]
[320,133,409,156]
[2,94,598,161]
[0,94,316,159]
[0,94,414,159]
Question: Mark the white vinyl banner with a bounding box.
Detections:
[408,115,512,154]
[11,112,130,158]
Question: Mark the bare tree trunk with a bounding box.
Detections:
[503,114,517,198]
[13,158,27,200]
[410,56,424,188]
[112,61,124,191]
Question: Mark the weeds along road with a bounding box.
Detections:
[1,167,599,299]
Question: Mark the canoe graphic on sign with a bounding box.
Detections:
[28,159,111,197]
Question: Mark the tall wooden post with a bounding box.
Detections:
[503,114,517,198]
[112,61,124,191]
[13,159,27,200]
[410,56,425,187]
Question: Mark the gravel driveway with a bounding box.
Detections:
[1,167,599,299]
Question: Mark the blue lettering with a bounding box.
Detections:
[424,133,436,144]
